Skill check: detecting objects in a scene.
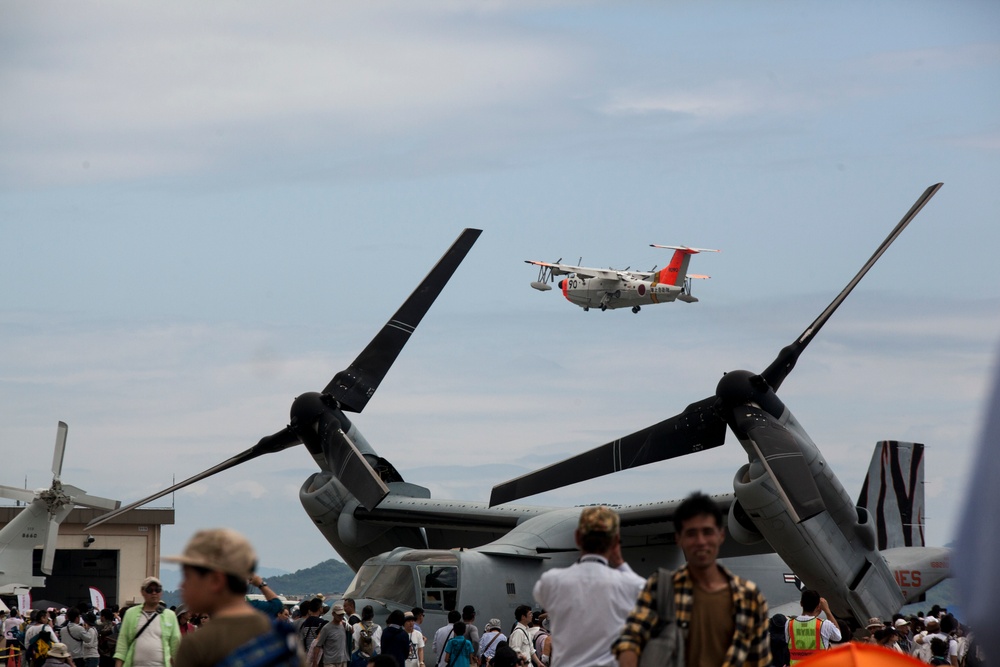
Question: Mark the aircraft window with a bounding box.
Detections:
[343,564,381,599]
[417,565,458,611]
[400,551,458,564]
[363,565,417,607]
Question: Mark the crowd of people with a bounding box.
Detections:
[0,507,979,667]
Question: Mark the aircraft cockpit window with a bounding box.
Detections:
[362,565,417,607]
[417,564,458,611]
[343,564,381,599]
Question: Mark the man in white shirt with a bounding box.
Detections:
[533,506,646,667]
[508,606,539,667]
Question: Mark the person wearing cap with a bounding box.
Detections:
[312,604,352,667]
[166,528,301,667]
[533,505,644,667]
[113,577,179,667]
[892,617,913,654]
[42,643,73,667]
[402,612,424,667]
[614,491,771,667]
[478,619,506,664]
[785,589,841,664]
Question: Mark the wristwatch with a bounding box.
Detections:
[259,581,268,588]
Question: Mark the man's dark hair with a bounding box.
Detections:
[930,637,948,658]
[462,605,476,621]
[386,609,406,626]
[940,614,957,634]
[447,610,461,623]
[369,655,399,667]
[411,607,424,618]
[100,609,115,622]
[514,605,531,622]
[362,605,375,621]
[799,589,820,612]
[578,530,615,554]
[67,608,81,622]
[453,621,466,636]
[673,491,723,533]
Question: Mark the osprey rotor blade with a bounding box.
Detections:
[762,183,942,392]
[324,228,481,413]
[86,426,300,528]
[51,421,68,481]
[489,397,726,506]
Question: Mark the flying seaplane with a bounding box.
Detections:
[88,187,948,636]
[1,422,120,594]
[527,245,719,312]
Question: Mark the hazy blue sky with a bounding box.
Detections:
[2,1,998,574]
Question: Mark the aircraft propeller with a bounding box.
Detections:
[88,228,481,528]
[0,421,120,573]
[489,184,943,507]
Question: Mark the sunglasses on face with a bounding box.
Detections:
[144,585,163,594]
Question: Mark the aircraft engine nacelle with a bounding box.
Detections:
[733,458,905,621]
[727,491,765,546]
[300,472,429,571]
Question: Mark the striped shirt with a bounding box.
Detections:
[612,564,771,667]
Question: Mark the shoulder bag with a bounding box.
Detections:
[638,568,685,667]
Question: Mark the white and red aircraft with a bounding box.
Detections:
[527,245,719,313]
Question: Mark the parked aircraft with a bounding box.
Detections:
[89,186,947,635]
[527,245,719,312]
[0,422,120,594]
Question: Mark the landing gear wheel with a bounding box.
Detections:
[632,306,641,313]
[584,307,589,312]
[600,304,607,312]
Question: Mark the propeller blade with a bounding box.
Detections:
[86,426,301,528]
[0,484,37,504]
[324,228,481,412]
[41,516,59,574]
[732,406,824,522]
[51,421,68,481]
[489,396,726,506]
[762,183,942,391]
[61,485,121,511]
[318,411,389,510]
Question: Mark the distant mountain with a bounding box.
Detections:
[161,558,355,608]
[266,559,356,598]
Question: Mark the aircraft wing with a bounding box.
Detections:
[524,260,618,281]
[352,495,551,532]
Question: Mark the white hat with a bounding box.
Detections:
[894,618,910,628]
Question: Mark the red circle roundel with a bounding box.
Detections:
[637,284,646,296]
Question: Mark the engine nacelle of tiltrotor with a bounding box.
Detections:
[299,473,430,571]
[733,451,904,622]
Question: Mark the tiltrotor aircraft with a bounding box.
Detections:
[527,245,718,312]
[90,186,947,636]
[1,421,120,594]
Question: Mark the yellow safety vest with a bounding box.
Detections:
[787,617,823,665]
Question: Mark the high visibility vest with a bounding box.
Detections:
[787,617,823,665]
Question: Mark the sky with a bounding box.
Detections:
[1,1,999,576]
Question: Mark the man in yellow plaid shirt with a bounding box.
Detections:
[612,492,770,667]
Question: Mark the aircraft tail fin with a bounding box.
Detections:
[650,245,719,285]
[857,440,925,549]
